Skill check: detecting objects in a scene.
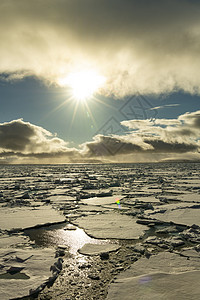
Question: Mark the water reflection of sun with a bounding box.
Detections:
[28,225,109,255]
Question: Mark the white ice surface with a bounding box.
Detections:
[107,271,200,300]
[81,195,123,206]
[0,205,65,231]
[141,187,163,194]
[48,195,75,202]
[78,204,109,212]
[73,212,148,239]
[107,252,200,300]
[49,188,70,195]
[131,196,161,203]
[78,243,120,255]
[145,207,200,226]
[175,179,200,188]
[159,192,200,202]
[0,234,30,248]
[146,202,198,212]
[0,248,56,300]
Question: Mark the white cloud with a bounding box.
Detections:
[82,110,200,160]
[178,110,200,128]
[1,111,200,163]
[0,119,79,163]
[0,0,200,97]
[150,104,180,110]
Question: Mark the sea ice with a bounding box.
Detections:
[77,204,109,213]
[141,187,163,194]
[0,205,65,231]
[81,195,123,206]
[145,206,200,227]
[78,243,120,255]
[0,248,59,300]
[107,271,200,300]
[0,163,199,299]
[0,234,30,248]
[73,212,149,239]
[126,196,161,203]
[159,192,200,203]
[106,252,200,300]
[48,188,70,195]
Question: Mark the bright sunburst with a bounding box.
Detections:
[58,70,106,101]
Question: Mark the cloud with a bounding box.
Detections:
[178,110,200,128]
[83,110,200,160]
[81,135,143,157]
[0,0,200,97]
[150,104,180,110]
[0,119,79,163]
[122,110,200,144]
[143,139,198,153]
[82,133,199,158]
[1,111,200,163]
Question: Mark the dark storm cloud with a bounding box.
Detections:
[0,110,200,163]
[144,139,198,153]
[82,135,143,157]
[0,119,35,151]
[1,0,200,96]
[0,119,79,162]
[82,135,198,157]
[83,110,200,158]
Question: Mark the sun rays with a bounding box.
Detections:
[40,69,117,136]
[57,70,106,102]
[54,69,106,131]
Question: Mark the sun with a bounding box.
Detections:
[58,70,106,101]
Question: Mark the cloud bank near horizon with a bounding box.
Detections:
[1,0,200,97]
[0,111,200,163]
[0,119,79,163]
[82,110,200,161]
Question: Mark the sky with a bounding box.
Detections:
[0,0,200,163]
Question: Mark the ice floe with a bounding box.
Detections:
[73,211,149,239]
[79,243,120,256]
[0,248,61,300]
[81,195,123,206]
[145,206,200,227]
[0,204,65,231]
[107,251,200,300]
[0,163,199,299]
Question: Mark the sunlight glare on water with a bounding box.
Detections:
[26,224,109,254]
